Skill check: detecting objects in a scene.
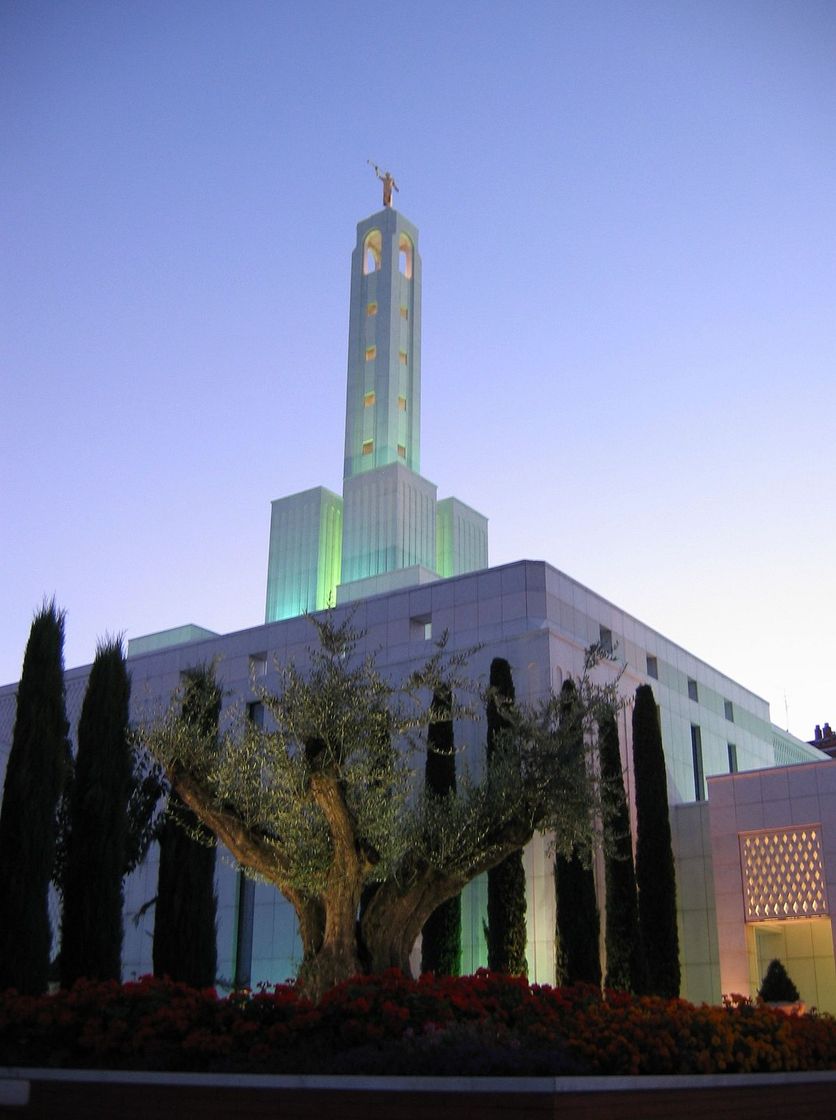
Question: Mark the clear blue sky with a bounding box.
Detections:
[2,1,834,741]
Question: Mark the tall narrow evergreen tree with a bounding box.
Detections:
[633,684,680,997]
[60,639,132,987]
[485,658,528,975]
[153,666,221,988]
[0,602,70,994]
[554,680,601,987]
[554,848,601,986]
[599,708,646,993]
[421,685,461,975]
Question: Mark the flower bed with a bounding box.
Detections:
[1,971,834,1076]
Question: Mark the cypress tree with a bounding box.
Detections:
[153,666,220,988]
[0,602,70,993]
[485,658,528,975]
[60,639,132,987]
[421,686,461,975]
[554,680,601,987]
[599,708,646,993]
[633,684,680,997]
[554,849,601,986]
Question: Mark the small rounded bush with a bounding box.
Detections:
[758,959,800,1003]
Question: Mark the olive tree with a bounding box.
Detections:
[138,616,616,1000]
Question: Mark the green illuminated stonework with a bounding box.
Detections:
[436,498,488,580]
[265,488,342,622]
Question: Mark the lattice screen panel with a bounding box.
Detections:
[740,827,828,921]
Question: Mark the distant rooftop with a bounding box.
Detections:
[810,721,836,759]
[127,624,219,658]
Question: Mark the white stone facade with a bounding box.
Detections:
[1,558,828,1002]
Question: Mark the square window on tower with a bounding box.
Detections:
[365,345,376,361]
[366,302,378,316]
[364,391,375,407]
[397,444,406,459]
[400,306,408,319]
[362,440,374,456]
[398,396,407,411]
[399,350,408,364]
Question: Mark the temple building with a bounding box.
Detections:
[1,185,834,1009]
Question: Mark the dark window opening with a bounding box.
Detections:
[691,724,705,801]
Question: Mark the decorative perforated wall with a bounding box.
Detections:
[740,827,829,920]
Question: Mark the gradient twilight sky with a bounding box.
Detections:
[1,1,834,741]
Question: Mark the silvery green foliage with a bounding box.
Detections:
[138,615,622,992]
[142,619,621,888]
[141,616,476,893]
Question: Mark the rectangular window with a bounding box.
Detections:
[599,625,613,655]
[691,724,705,801]
[249,652,267,678]
[399,350,408,364]
[728,742,738,773]
[397,395,407,411]
[363,391,375,407]
[400,306,408,319]
[410,614,432,641]
[366,302,378,316]
[247,701,265,728]
[362,440,374,456]
[724,699,734,722]
[688,677,699,703]
[646,654,658,680]
[397,444,406,459]
[365,345,376,361]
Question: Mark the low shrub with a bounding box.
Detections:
[0,971,833,1075]
[758,959,801,1004]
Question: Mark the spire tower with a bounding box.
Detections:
[264,185,487,623]
[343,208,421,479]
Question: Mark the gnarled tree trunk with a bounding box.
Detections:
[171,763,535,1001]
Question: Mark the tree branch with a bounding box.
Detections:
[170,768,307,915]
